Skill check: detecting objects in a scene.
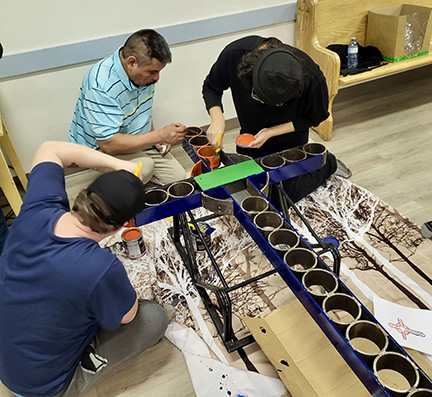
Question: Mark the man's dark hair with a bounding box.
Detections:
[121,29,172,66]
[0,43,3,59]
[237,37,307,98]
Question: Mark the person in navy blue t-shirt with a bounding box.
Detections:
[0,141,168,396]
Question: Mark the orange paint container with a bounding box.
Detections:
[189,135,209,150]
[197,145,220,169]
[121,227,146,259]
[185,126,203,139]
[235,133,256,148]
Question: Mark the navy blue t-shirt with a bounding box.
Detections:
[0,162,137,396]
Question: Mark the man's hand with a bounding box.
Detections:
[155,143,171,156]
[160,123,187,145]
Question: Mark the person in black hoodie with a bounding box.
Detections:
[202,36,351,203]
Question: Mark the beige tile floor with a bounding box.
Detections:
[1,65,432,396]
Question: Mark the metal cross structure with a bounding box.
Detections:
[132,137,432,396]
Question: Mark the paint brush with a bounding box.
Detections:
[215,131,222,158]
[133,161,142,177]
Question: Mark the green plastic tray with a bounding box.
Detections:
[194,160,264,191]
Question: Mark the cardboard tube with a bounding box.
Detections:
[260,154,286,170]
[167,181,194,199]
[197,145,221,169]
[189,135,209,150]
[408,389,432,397]
[302,143,327,166]
[185,126,203,138]
[322,293,362,332]
[373,351,420,396]
[268,228,299,257]
[144,188,168,206]
[240,196,269,220]
[283,247,317,275]
[302,268,338,304]
[253,211,284,237]
[345,320,389,366]
[281,148,307,163]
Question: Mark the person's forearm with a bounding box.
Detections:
[209,106,224,124]
[249,122,296,149]
[31,141,135,172]
[265,122,295,138]
[98,130,165,155]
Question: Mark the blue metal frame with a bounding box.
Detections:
[132,138,432,396]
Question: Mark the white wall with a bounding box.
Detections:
[0,1,295,171]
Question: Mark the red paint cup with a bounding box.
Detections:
[197,145,221,169]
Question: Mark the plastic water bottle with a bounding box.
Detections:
[347,37,358,68]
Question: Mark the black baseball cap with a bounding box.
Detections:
[252,48,303,106]
[86,170,145,226]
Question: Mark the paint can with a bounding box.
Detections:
[190,223,212,252]
[121,227,146,259]
[191,229,211,252]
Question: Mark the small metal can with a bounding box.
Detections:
[121,227,146,259]
[190,227,211,252]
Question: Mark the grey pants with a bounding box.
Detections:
[59,300,169,396]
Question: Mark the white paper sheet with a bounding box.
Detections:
[165,322,287,397]
[373,296,431,355]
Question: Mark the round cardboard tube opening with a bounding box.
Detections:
[144,188,168,206]
[268,228,299,257]
[302,268,338,304]
[241,196,269,220]
[322,293,362,332]
[253,211,284,237]
[345,320,389,365]
[283,247,318,275]
[197,145,220,169]
[281,148,307,163]
[302,142,327,166]
[260,154,286,170]
[189,135,209,149]
[407,389,432,397]
[373,351,420,395]
[168,181,194,199]
[185,126,203,138]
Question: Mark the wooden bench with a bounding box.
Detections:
[295,0,432,141]
[0,113,27,215]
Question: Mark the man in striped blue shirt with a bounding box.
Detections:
[69,29,187,186]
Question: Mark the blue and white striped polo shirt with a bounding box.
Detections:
[69,48,154,149]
